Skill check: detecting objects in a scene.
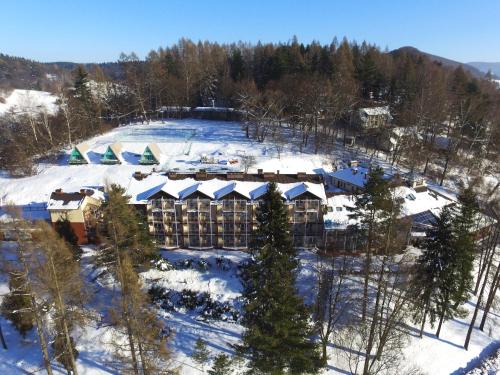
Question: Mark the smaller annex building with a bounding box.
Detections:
[101,143,123,164]
[69,143,90,165]
[327,162,392,194]
[140,143,162,165]
[47,188,104,244]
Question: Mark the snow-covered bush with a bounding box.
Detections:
[179,289,199,309]
[197,259,210,271]
[215,256,233,271]
[176,259,194,269]
[152,258,174,271]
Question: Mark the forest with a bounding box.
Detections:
[0,37,499,192]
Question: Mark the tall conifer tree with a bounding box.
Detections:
[242,182,320,374]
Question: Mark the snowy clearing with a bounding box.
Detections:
[1,245,498,374]
[0,119,331,208]
[0,89,58,116]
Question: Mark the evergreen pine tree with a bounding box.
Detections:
[54,218,82,259]
[350,166,394,321]
[410,207,454,337]
[208,353,232,375]
[73,66,91,101]
[101,184,156,267]
[1,272,34,337]
[192,337,210,370]
[450,186,478,308]
[242,182,321,374]
[432,187,478,337]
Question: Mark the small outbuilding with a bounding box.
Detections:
[101,143,122,164]
[48,188,104,244]
[69,143,90,165]
[139,143,162,165]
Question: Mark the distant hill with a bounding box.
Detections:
[0,53,123,91]
[45,61,124,81]
[467,62,500,77]
[390,46,487,78]
[0,53,60,90]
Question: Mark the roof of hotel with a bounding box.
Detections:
[126,173,327,204]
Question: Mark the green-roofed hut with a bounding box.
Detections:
[69,143,90,165]
[101,143,122,164]
[139,143,162,165]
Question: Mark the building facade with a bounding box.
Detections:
[127,172,327,250]
[47,188,104,244]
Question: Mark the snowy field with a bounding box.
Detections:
[0,89,58,116]
[0,119,331,210]
[0,246,498,374]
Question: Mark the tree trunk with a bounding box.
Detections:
[48,253,79,375]
[436,309,445,338]
[362,258,386,375]
[113,226,140,375]
[138,340,148,375]
[464,248,494,350]
[439,155,450,186]
[0,322,7,350]
[419,307,428,338]
[479,258,500,331]
[18,247,53,375]
[474,228,497,295]
[321,341,328,366]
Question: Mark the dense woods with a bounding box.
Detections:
[1,37,499,191]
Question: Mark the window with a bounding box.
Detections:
[336,207,343,212]
[327,206,333,212]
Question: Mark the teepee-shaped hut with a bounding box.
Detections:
[139,143,162,165]
[101,143,122,164]
[69,143,90,165]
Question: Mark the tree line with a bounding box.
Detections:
[1,37,498,194]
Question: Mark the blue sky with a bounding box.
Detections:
[1,0,499,63]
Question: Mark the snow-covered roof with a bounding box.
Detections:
[359,106,391,117]
[323,186,454,230]
[329,166,391,188]
[394,186,452,217]
[47,188,104,210]
[126,174,327,204]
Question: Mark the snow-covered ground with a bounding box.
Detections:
[0,246,498,374]
[0,89,58,116]
[0,119,331,208]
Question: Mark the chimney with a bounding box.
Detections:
[80,189,86,195]
[55,188,63,194]
[276,170,280,175]
[257,168,263,175]
[352,168,358,175]
[133,171,143,180]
